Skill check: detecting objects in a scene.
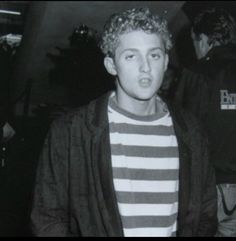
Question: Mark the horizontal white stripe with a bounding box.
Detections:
[113,179,179,193]
[117,202,178,216]
[110,133,178,147]
[112,156,179,170]
[123,221,177,237]
[108,106,173,126]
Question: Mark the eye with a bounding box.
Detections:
[125,54,135,60]
[150,53,161,60]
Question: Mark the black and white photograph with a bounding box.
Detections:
[0,1,236,237]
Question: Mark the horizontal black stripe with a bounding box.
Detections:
[121,213,178,228]
[116,191,178,204]
[112,168,179,180]
[111,145,179,158]
[109,122,175,135]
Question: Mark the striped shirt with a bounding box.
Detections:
[108,93,179,237]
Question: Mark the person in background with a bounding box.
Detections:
[0,104,15,144]
[1,122,15,143]
[30,7,217,237]
[173,7,236,237]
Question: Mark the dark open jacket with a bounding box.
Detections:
[30,92,217,237]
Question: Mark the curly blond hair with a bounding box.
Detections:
[100,7,173,57]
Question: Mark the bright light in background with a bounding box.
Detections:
[0,34,22,47]
[0,10,21,15]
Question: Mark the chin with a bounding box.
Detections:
[135,93,156,101]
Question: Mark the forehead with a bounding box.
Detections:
[115,30,165,53]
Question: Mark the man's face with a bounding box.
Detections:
[191,30,210,59]
[105,30,169,104]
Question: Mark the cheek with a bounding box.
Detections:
[117,62,136,76]
[152,61,166,75]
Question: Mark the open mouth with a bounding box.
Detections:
[139,78,152,88]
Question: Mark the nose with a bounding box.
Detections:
[139,56,151,73]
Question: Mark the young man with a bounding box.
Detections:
[174,8,236,237]
[30,8,217,237]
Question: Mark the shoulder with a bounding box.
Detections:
[180,66,210,86]
[49,104,90,134]
[47,93,110,140]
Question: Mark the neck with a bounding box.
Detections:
[114,93,158,116]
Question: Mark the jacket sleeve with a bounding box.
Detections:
[197,131,217,236]
[30,118,72,236]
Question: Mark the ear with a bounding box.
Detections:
[104,57,117,76]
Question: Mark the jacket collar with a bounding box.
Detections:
[86,91,111,136]
[86,92,191,140]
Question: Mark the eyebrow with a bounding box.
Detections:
[121,47,165,55]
